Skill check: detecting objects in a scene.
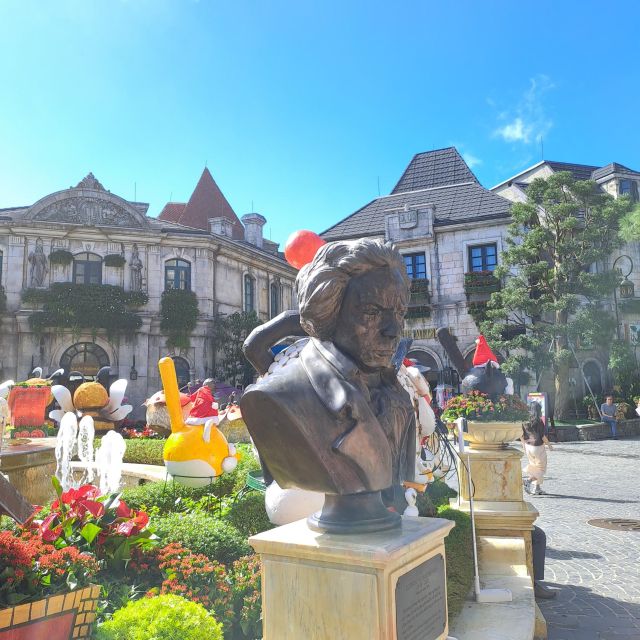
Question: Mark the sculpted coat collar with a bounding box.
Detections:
[299,338,396,491]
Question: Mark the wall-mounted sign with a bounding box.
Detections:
[403,327,454,341]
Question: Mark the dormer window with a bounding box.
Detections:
[620,180,639,202]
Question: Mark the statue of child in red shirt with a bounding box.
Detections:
[185,379,219,426]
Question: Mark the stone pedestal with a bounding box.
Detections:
[0,440,56,506]
[250,516,454,640]
[454,447,538,577]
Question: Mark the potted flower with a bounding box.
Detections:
[0,530,101,639]
[441,391,529,449]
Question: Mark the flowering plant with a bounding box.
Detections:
[441,391,528,423]
[30,478,157,568]
[150,542,230,613]
[0,530,99,607]
[227,555,262,639]
[122,424,160,439]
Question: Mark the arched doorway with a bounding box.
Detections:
[407,349,440,389]
[582,360,603,397]
[60,342,110,378]
[172,356,191,390]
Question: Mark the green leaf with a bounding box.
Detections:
[80,522,102,544]
[51,475,63,498]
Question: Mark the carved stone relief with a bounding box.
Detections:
[34,197,142,228]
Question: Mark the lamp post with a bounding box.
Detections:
[612,255,634,340]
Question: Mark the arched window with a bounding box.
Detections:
[60,342,110,378]
[73,252,102,285]
[172,356,191,389]
[165,259,191,291]
[244,274,255,313]
[270,282,280,318]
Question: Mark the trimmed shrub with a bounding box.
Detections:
[122,438,166,465]
[153,512,251,565]
[96,594,223,640]
[120,481,214,514]
[427,480,458,509]
[226,492,274,537]
[439,505,474,620]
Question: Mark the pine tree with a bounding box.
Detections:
[483,172,633,419]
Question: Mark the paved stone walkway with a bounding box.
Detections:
[523,436,640,639]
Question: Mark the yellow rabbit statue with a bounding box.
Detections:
[159,357,239,487]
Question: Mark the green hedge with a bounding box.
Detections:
[439,505,474,621]
[153,512,252,565]
[225,492,274,537]
[120,480,213,513]
[122,438,166,466]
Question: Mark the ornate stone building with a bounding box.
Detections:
[0,170,296,417]
[321,147,512,390]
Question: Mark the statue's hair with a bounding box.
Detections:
[297,239,409,340]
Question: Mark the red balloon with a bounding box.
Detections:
[284,230,326,269]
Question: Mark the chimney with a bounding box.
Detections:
[209,217,234,238]
[241,213,266,249]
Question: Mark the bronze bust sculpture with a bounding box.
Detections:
[241,239,415,533]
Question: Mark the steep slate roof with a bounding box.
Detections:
[163,168,244,239]
[322,149,511,241]
[545,161,599,181]
[591,162,640,181]
[391,147,479,193]
[158,202,186,223]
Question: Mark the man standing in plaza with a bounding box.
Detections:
[600,395,618,439]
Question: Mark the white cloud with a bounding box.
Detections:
[492,75,554,146]
[495,117,531,143]
[462,151,482,168]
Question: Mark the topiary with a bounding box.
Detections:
[153,512,251,565]
[225,492,274,537]
[95,594,223,640]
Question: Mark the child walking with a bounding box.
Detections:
[522,401,552,495]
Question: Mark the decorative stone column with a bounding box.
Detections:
[454,444,538,578]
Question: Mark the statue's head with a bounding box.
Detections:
[297,239,409,372]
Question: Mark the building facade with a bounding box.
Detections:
[321,147,513,390]
[322,149,640,405]
[0,170,296,418]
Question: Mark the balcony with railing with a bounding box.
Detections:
[406,278,431,319]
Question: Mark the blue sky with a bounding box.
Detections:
[0,1,638,244]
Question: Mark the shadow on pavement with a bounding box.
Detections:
[546,547,602,560]
[539,582,640,639]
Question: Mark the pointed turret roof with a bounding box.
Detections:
[159,168,244,238]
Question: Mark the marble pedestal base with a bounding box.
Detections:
[454,447,538,577]
[249,516,454,640]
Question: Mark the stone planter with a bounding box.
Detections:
[464,420,522,450]
[0,584,100,640]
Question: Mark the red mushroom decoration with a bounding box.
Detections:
[284,230,326,270]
